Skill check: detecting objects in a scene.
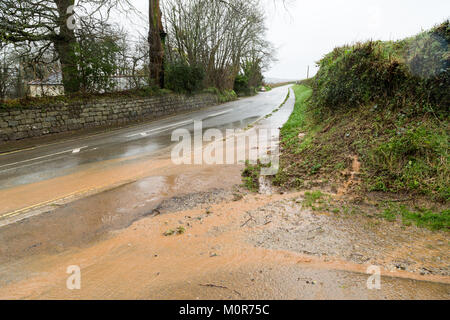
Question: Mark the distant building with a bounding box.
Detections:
[28,73,64,97]
[27,72,147,97]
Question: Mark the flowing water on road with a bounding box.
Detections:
[0,89,448,299]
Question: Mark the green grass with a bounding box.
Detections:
[163,225,186,236]
[302,190,325,208]
[241,160,263,192]
[367,122,449,201]
[280,85,312,145]
[381,203,450,231]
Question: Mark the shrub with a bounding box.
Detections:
[74,35,122,93]
[233,74,257,96]
[165,62,204,93]
[202,87,237,103]
[218,89,237,103]
[311,41,410,113]
[311,21,449,115]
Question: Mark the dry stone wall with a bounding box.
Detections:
[0,93,218,142]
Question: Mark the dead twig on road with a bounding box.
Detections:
[200,283,228,289]
[199,284,241,296]
[241,213,256,227]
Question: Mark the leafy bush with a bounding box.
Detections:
[311,21,449,115]
[233,71,261,96]
[312,41,409,112]
[165,62,205,93]
[233,74,258,96]
[74,36,122,93]
[218,89,237,103]
[233,74,249,94]
[202,87,237,103]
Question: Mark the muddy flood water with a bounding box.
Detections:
[0,157,448,299]
[0,89,448,300]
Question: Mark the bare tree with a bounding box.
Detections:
[0,0,135,94]
[163,0,274,89]
[0,0,80,92]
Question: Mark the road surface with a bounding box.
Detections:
[0,86,291,223]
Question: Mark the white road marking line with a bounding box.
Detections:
[72,148,81,153]
[0,155,71,174]
[202,110,231,119]
[126,110,232,139]
[126,120,193,138]
[0,146,88,169]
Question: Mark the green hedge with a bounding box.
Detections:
[311,21,449,115]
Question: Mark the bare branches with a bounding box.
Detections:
[163,0,275,89]
[0,0,139,93]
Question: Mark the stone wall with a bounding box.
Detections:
[0,93,218,142]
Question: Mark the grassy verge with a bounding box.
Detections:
[275,21,449,203]
[274,84,448,230]
[279,85,312,145]
[271,22,449,230]
[380,203,449,230]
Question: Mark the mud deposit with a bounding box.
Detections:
[246,197,449,277]
[0,189,448,299]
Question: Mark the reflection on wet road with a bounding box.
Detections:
[0,86,292,220]
[0,87,287,190]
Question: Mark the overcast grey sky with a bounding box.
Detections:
[121,0,449,80]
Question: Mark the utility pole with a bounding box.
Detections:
[307,65,310,79]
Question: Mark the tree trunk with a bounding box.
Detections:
[55,0,80,93]
[148,0,166,88]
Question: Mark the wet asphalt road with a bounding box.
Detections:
[0,86,291,191]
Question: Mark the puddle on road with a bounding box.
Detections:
[0,160,243,264]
